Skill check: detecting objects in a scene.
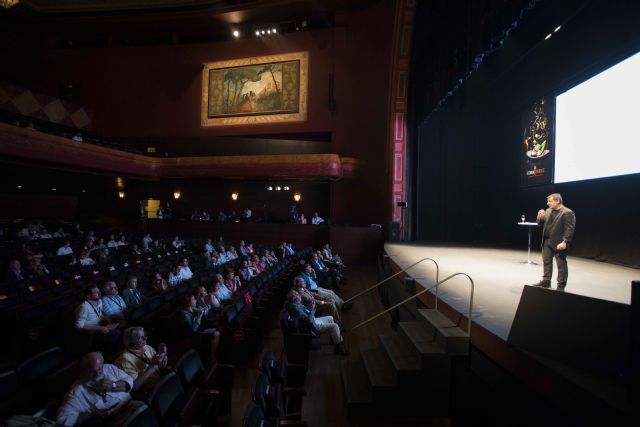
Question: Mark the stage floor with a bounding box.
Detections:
[384,242,638,340]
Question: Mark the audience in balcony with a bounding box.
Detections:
[311,212,325,225]
[115,327,167,394]
[57,241,74,256]
[56,352,135,427]
[121,277,143,307]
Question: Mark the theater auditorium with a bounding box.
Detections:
[0,0,638,426]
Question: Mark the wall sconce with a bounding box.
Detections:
[293,193,302,202]
[118,191,125,199]
[173,191,181,200]
[275,186,282,191]
[116,177,124,189]
[231,192,239,201]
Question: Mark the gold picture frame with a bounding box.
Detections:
[201,51,308,127]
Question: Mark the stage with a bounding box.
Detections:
[384,242,637,340]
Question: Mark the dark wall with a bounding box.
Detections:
[0,1,395,227]
[411,0,640,267]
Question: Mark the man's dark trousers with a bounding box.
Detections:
[542,238,567,285]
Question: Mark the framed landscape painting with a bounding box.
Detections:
[201,51,308,126]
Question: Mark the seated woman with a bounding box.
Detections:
[194,286,218,317]
[223,269,241,294]
[115,326,168,394]
[175,294,206,333]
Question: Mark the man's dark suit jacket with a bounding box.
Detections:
[537,206,576,248]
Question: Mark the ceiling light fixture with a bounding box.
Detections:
[232,30,240,38]
[554,25,562,32]
[0,1,19,9]
[545,33,552,40]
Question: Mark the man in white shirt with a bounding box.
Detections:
[57,241,74,256]
[76,285,120,352]
[179,258,194,281]
[56,352,135,427]
[311,212,325,225]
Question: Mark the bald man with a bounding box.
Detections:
[57,352,134,426]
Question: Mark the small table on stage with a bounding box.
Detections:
[518,221,539,264]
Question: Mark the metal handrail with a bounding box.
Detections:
[349,272,475,336]
[343,257,439,304]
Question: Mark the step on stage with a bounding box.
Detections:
[383,242,638,422]
[384,242,635,341]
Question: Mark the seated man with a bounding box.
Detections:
[286,290,348,355]
[311,212,325,225]
[101,281,127,322]
[300,265,351,311]
[4,260,27,293]
[56,352,136,427]
[121,277,143,306]
[293,276,342,323]
[75,285,120,353]
[168,264,183,286]
[310,252,343,288]
[115,327,167,394]
[57,240,74,256]
[179,258,194,281]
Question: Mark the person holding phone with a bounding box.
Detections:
[115,327,168,394]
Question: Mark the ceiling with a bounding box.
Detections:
[1,0,377,47]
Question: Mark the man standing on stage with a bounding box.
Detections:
[533,193,576,290]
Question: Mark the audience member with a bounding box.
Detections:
[57,241,74,256]
[115,327,167,393]
[121,277,142,306]
[101,281,127,322]
[56,352,136,426]
[286,290,348,355]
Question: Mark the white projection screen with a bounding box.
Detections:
[554,50,640,183]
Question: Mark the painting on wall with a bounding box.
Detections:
[201,51,308,126]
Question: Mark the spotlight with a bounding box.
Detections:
[231,192,239,201]
[118,191,125,198]
[261,30,265,35]
[232,30,240,38]
[545,33,552,40]
[173,191,181,200]
[284,186,290,191]
[275,186,281,191]
[267,186,273,191]
[293,193,301,202]
[255,30,260,36]
[554,25,562,32]
[17,185,22,189]
[272,28,277,33]
[267,30,271,34]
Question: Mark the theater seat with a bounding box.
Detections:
[121,403,160,427]
[242,401,308,427]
